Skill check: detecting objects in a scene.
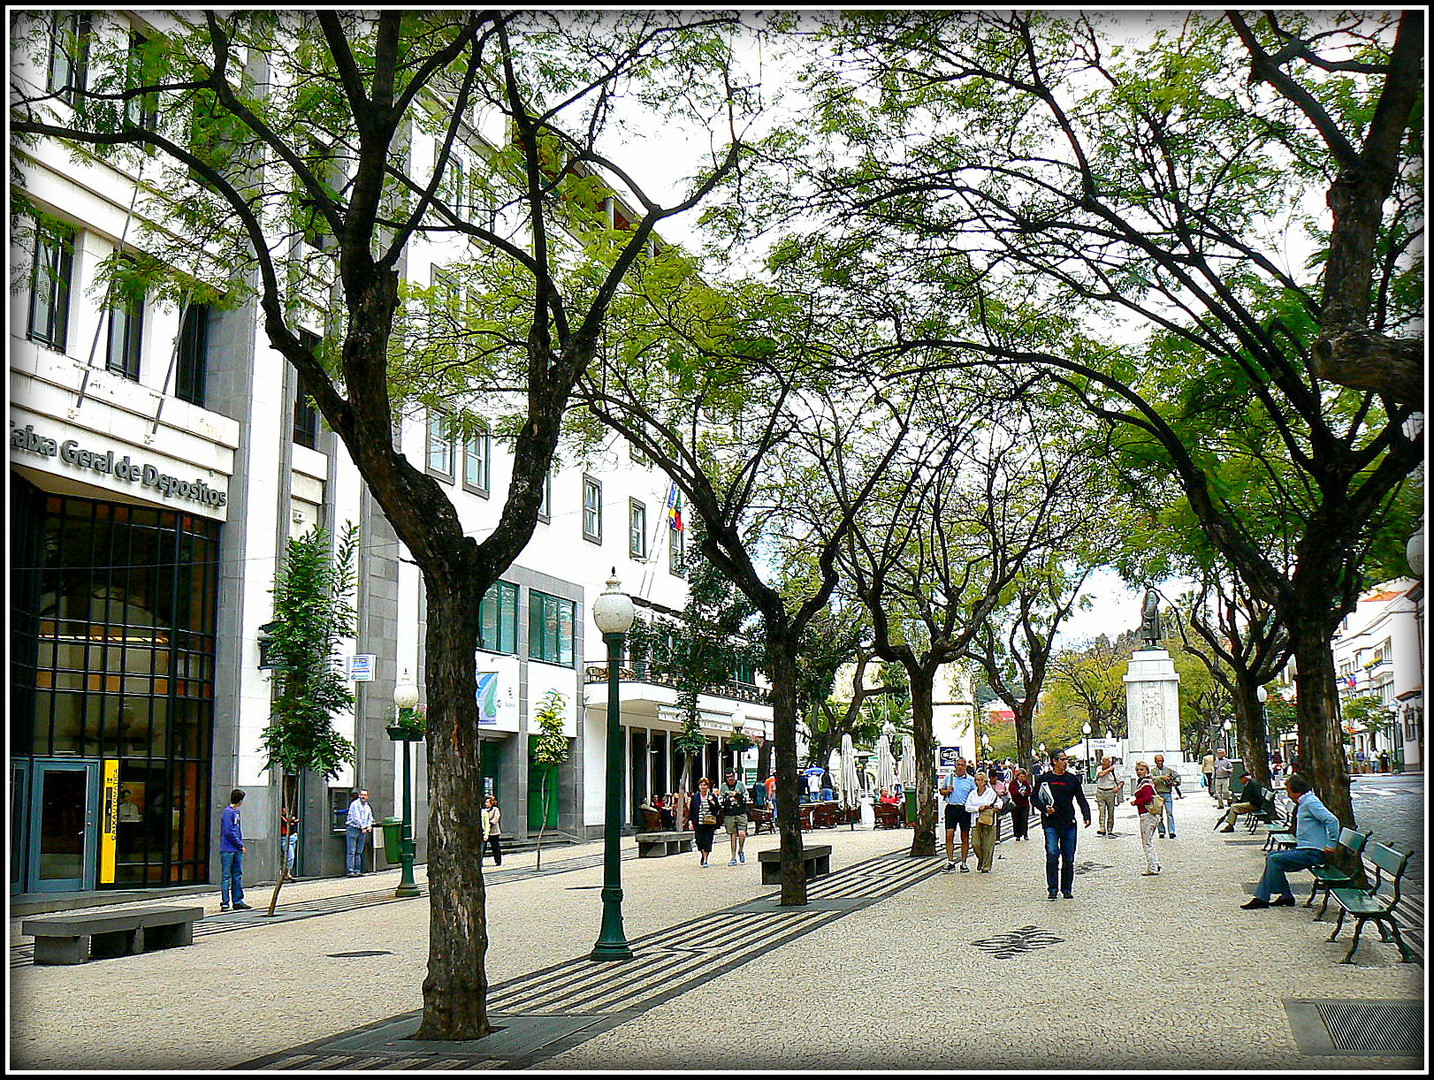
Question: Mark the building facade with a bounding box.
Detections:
[1331,577,1423,771]
[10,11,770,898]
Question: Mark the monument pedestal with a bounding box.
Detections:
[1124,647,1202,788]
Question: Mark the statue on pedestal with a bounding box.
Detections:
[1139,589,1162,646]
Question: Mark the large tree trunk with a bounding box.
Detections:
[765,629,808,905]
[414,580,489,1040]
[1290,624,1354,828]
[1234,686,1272,788]
[907,670,937,857]
[1015,703,1035,774]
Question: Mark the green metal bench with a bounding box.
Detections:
[1262,795,1297,851]
[1326,842,1416,964]
[1305,826,1373,920]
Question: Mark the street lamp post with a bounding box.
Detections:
[1222,718,1233,758]
[591,571,635,962]
[1038,742,1046,771]
[1256,685,1270,774]
[390,672,422,898]
[1082,722,1092,780]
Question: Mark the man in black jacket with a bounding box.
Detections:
[1217,772,1261,832]
[1033,752,1092,900]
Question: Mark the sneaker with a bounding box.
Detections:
[1048,890,1059,900]
[1169,834,1177,838]
[1141,870,1159,876]
[959,863,970,873]
[1061,892,1074,899]
[939,863,954,874]
[232,902,252,910]
[738,851,745,864]
[1241,897,1271,909]
[219,904,230,912]
[728,858,739,866]
[1220,825,1236,832]
[1271,895,1296,907]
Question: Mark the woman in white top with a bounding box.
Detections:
[480,795,502,867]
[964,771,1001,872]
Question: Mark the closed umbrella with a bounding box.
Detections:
[877,733,895,791]
[840,733,859,810]
[899,734,916,787]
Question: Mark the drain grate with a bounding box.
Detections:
[1317,1000,1421,1055]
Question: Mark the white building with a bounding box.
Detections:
[1331,577,1423,770]
[9,11,769,898]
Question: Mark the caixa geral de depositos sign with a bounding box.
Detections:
[11,423,229,509]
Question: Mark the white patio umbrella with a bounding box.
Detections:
[840,733,860,809]
[899,734,916,787]
[876,733,895,790]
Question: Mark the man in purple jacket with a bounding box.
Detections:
[219,789,251,911]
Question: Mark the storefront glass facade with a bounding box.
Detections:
[10,476,219,889]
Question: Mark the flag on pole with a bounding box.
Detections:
[666,483,684,532]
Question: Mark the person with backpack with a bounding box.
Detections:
[1129,761,1163,876]
[719,769,750,866]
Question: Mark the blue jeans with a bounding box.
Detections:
[281,834,297,873]
[1257,847,1325,900]
[346,826,368,874]
[1043,822,1079,895]
[1157,792,1176,836]
[220,849,244,906]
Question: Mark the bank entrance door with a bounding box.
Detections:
[19,759,100,893]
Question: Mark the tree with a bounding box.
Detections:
[257,522,360,915]
[1049,636,1131,741]
[12,10,750,1039]
[768,9,1422,829]
[528,689,568,870]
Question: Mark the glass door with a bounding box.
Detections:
[25,760,99,892]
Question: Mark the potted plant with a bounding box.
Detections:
[387,702,427,741]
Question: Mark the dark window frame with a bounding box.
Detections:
[175,302,210,406]
[292,330,321,449]
[124,28,159,132]
[478,580,519,654]
[47,12,91,106]
[582,474,602,544]
[629,498,647,560]
[425,410,455,482]
[27,219,75,352]
[462,423,490,497]
[528,589,576,667]
[106,290,144,381]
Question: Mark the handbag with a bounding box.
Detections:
[977,804,997,826]
[1147,793,1165,817]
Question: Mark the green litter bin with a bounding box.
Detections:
[905,789,917,824]
[381,817,403,858]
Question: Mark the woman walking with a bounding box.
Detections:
[1007,768,1033,841]
[1129,761,1162,876]
[690,778,722,868]
[480,795,503,867]
[965,771,1000,872]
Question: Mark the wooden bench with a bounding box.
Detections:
[748,807,774,835]
[1306,826,1373,920]
[757,843,832,885]
[634,831,693,858]
[1326,842,1416,964]
[23,905,204,965]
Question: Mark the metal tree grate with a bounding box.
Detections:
[1316,1000,1421,1055]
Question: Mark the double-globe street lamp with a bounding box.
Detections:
[1081,722,1092,779]
[592,571,635,961]
[389,671,422,898]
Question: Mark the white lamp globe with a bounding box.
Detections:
[394,669,419,711]
[1407,521,1424,578]
[1256,685,1268,704]
[1081,722,1092,736]
[592,570,635,635]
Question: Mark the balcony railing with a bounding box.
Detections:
[582,660,770,705]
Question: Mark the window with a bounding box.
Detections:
[732,658,757,685]
[292,330,320,449]
[629,499,647,560]
[175,303,210,406]
[669,524,685,577]
[629,440,649,466]
[462,425,490,496]
[47,13,91,105]
[478,581,518,654]
[124,30,158,131]
[27,220,74,351]
[582,475,602,544]
[529,590,575,667]
[426,410,454,480]
[537,468,552,523]
[106,291,143,381]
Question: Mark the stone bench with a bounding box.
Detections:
[757,844,832,885]
[634,831,694,858]
[22,905,205,966]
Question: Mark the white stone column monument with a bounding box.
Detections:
[1123,592,1202,788]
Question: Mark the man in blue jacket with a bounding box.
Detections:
[219,789,251,911]
[1242,773,1340,909]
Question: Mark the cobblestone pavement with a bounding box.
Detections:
[7,796,1424,1071]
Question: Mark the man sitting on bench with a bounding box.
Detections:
[1241,773,1339,910]
[1217,771,1260,832]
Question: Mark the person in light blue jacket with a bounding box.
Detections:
[1241,773,1340,909]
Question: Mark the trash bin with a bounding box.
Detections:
[381,817,403,856]
[905,789,917,824]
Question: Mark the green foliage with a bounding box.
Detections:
[530,690,571,766]
[258,523,359,780]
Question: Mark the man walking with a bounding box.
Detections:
[939,758,976,872]
[219,789,251,911]
[345,789,374,876]
[1150,754,1180,838]
[1094,755,1123,836]
[1033,751,1091,899]
[1242,774,1339,909]
[720,770,751,865]
[1213,748,1234,809]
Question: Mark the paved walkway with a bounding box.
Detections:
[7,794,1423,1070]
